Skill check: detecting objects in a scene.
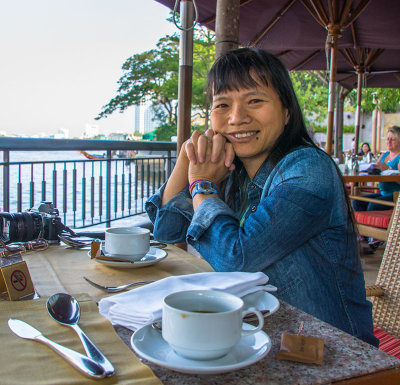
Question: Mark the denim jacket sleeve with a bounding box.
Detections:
[186,148,344,272]
[145,182,194,244]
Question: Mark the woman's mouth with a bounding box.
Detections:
[230,131,259,140]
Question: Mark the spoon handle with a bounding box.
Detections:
[35,335,106,378]
[72,324,115,377]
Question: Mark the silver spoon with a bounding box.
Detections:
[46,293,115,377]
[83,276,154,292]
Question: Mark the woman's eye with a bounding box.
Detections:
[213,103,228,109]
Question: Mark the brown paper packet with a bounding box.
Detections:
[276,333,324,364]
[90,240,101,259]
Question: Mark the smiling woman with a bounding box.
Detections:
[145,48,378,348]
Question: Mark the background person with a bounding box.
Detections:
[146,48,377,347]
[352,126,400,211]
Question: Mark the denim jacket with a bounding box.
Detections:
[146,146,378,346]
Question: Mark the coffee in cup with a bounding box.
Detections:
[162,289,264,360]
[104,227,150,261]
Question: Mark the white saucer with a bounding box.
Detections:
[131,322,271,374]
[241,291,280,319]
[88,247,167,268]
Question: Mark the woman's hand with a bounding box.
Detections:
[186,130,235,185]
[375,160,390,171]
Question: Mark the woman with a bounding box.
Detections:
[352,126,400,211]
[146,48,377,346]
[358,142,373,159]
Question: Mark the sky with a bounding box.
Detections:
[0,0,177,138]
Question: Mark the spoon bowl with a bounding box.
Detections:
[46,293,115,377]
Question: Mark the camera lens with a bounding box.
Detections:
[0,212,43,243]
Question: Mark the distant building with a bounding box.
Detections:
[83,124,99,138]
[53,127,69,139]
[134,97,158,134]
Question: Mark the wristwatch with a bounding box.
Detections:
[191,180,218,199]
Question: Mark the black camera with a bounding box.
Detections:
[0,202,64,244]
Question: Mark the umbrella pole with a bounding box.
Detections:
[177,0,194,154]
[326,33,338,156]
[215,0,239,59]
[354,70,363,155]
[371,107,377,154]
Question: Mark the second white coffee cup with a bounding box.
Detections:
[162,289,264,360]
[104,227,150,261]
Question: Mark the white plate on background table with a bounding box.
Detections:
[88,247,167,268]
[131,322,271,375]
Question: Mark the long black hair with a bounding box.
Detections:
[207,47,317,167]
[207,48,360,266]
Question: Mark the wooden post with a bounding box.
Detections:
[335,84,344,163]
[326,33,338,156]
[353,70,363,154]
[215,0,240,59]
[371,107,377,154]
[177,0,194,154]
[377,108,382,153]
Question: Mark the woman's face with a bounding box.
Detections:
[210,79,288,176]
[362,144,370,154]
[386,132,400,152]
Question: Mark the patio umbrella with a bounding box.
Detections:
[155,0,400,154]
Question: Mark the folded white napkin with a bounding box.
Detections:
[381,169,400,175]
[98,272,276,331]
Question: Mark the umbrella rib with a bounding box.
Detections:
[339,0,353,26]
[290,50,321,71]
[339,48,356,67]
[250,0,298,47]
[308,0,329,26]
[300,0,326,29]
[343,0,371,29]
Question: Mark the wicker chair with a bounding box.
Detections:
[365,194,400,357]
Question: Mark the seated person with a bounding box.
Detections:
[358,142,374,161]
[352,126,400,211]
[146,48,377,347]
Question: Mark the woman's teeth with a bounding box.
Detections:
[233,132,256,138]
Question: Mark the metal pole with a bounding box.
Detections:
[2,150,10,211]
[215,0,240,59]
[177,0,194,154]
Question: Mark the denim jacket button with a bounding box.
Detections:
[251,184,256,190]
[251,205,257,212]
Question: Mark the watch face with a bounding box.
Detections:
[198,181,213,191]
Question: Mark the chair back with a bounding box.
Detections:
[372,194,400,337]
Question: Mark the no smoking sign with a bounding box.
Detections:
[0,261,34,300]
[11,270,27,291]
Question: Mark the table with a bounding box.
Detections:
[343,173,400,195]
[5,244,400,384]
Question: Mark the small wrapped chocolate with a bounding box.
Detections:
[276,323,324,365]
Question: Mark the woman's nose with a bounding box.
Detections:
[228,103,251,125]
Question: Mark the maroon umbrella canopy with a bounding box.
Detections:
[156,0,400,152]
[156,1,400,53]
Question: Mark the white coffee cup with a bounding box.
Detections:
[162,290,264,360]
[104,227,150,261]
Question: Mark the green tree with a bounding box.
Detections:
[347,87,400,113]
[96,27,216,139]
[290,71,329,130]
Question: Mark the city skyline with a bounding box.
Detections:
[0,0,176,138]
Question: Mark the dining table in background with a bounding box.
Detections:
[343,173,400,195]
[1,243,399,384]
